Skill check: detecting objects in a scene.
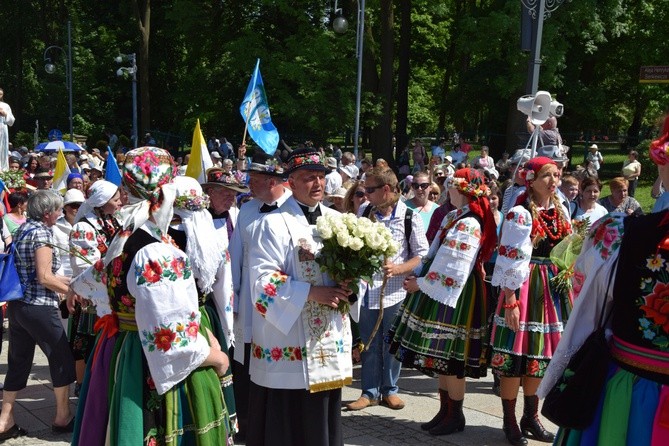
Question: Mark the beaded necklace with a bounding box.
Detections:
[532,208,566,241]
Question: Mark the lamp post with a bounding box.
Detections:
[115,53,138,148]
[44,20,73,142]
[522,0,568,94]
[333,0,365,160]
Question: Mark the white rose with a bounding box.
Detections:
[316,217,333,239]
[349,237,364,251]
[337,231,351,248]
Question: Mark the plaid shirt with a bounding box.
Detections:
[358,200,429,308]
[14,219,61,307]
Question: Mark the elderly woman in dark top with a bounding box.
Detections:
[598,177,643,216]
[0,190,76,440]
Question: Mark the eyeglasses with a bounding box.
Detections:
[364,184,384,194]
[67,203,82,209]
[411,182,431,190]
[429,191,440,197]
[354,190,366,198]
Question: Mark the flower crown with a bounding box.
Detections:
[446,176,486,198]
[174,189,211,211]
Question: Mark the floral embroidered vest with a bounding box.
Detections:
[611,211,669,385]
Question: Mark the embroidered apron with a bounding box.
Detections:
[283,210,353,392]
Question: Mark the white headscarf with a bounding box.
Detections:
[74,180,118,223]
[171,176,226,294]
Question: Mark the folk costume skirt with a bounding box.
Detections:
[387,269,489,378]
[489,258,573,378]
[71,311,231,446]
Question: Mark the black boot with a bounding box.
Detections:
[421,389,449,431]
[520,394,555,442]
[428,395,465,436]
[502,398,528,446]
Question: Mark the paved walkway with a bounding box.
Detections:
[0,340,556,445]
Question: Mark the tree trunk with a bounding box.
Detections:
[133,0,151,139]
[394,0,411,167]
[369,0,394,164]
[436,0,463,137]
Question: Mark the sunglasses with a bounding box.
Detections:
[354,190,366,198]
[429,191,440,197]
[66,203,82,209]
[364,184,384,194]
[411,182,431,190]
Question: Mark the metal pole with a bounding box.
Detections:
[529,0,545,95]
[131,53,138,148]
[353,0,365,159]
[67,20,74,141]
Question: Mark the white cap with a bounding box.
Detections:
[63,188,85,206]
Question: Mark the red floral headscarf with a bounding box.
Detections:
[650,115,669,166]
[451,168,497,265]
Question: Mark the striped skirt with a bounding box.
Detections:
[71,312,232,446]
[387,270,489,379]
[489,259,573,378]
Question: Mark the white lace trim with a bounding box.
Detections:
[491,267,529,290]
[494,315,564,333]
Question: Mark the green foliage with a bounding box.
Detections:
[1,0,669,158]
[13,131,35,149]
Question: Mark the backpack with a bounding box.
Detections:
[362,205,414,256]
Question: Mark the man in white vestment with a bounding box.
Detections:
[246,148,355,446]
[229,149,291,442]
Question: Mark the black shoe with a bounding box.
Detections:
[0,424,27,441]
[52,418,75,434]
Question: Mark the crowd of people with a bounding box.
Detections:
[0,112,667,446]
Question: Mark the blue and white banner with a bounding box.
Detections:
[239,59,280,155]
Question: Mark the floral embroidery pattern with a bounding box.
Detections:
[505,210,530,227]
[135,255,192,286]
[498,245,527,260]
[590,216,623,260]
[251,342,305,362]
[638,259,669,350]
[141,312,200,352]
[425,271,460,289]
[255,271,287,317]
[491,352,547,377]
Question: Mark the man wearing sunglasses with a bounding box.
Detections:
[347,167,429,412]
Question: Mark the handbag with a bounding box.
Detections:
[0,249,23,302]
[541,260,617,430]
[0,228,37,302]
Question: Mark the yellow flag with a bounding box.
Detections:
[185,119,213,183]
[53,149,71,194]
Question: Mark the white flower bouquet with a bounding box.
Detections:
[315,213,399,313]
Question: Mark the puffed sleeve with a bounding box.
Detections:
[249,215,311,336]
[538,214,624,397]
[69,221,102,276]
[128,243,210,395]
[416,216,481,308]
[491,206,533,290]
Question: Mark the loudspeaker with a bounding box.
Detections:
[550,100,564,118]
[517,91,551,125]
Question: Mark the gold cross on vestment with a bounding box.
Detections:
[314,346,332,366]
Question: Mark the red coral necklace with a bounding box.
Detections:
[533,208,565,241]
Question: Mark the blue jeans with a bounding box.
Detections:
[358,300,403,400]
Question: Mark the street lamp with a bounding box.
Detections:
[522,0,568,94]
[334,0,365,160]
[115,53,138,148]
[43,20,73,142]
